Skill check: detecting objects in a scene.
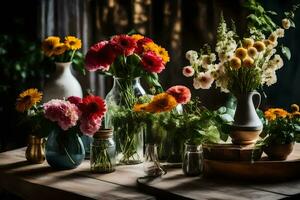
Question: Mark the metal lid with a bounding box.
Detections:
[93,128,113,139]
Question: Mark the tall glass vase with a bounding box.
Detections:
[45,128,85,169]
[105,77,145,165]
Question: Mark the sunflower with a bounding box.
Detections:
[16,88,43,112]
[41,36,60,57]
[145,93,178,113]
[133,103,148,112]
[53,43,68,56]
[131,34,144,41]
[156,46,170,63]
[64,36,82,50]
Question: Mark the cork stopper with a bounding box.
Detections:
[93,128,113,139]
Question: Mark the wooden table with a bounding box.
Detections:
[1,148,300,200]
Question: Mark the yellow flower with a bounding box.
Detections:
[157,46,170,63]
[136,93,177,113]
[42,36,60,57]
[264,108,289,121]
[253,41,266,52]
[143,42,170,63]
[64,36,82,50]
[230,56,241,69]
[243,57,254,68]
[235,48,248,60]
[291,104,299,112]
[242,38,254,49]
[247,47,257,58]
[133,103,148,112]
[131,34,144,41]
[16,88,43,112]
[53,43,68,56]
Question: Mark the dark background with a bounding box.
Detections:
[0,0,300,153]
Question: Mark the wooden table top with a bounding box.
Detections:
[1,148,300,200]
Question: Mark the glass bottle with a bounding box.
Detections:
[105,77,145,165]
[182,144,203,176]
[90,129,116,173]
[144,144,166,177]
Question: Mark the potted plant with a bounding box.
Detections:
[261,104,300,160]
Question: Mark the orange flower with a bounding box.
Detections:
[264,108,289,121]
[16,88,43,112]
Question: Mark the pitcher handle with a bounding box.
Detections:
[252,91,261,109]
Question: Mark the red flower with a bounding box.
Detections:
[135,37,153,54]
[166,85,191,104]
[110,35,137,56]
[78,95,107,135]
[141,51,165,73]
[67,96,82,107]
[85,41,116,72]
[79,95,106,120]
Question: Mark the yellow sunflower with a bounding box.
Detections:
[41,36,60,57]
[145,93,177,113]
[131,34,144,41]
[133,103,148,112]
[53,43,68,56]
[16,88,43,113]
[156,46,170,63]
[64,36,82,50]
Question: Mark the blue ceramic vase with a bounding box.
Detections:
[45,128,85,169]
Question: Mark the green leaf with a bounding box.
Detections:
[266,11,277,15]
[290,19,296,28]
[281,46,291,60]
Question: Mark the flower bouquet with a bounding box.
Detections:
[41,36,85,102]
[85,33,170,164]
[43,95,106,169]
[133,85,191,163]
[183,1,299,144]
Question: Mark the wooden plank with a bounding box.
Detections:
[137,169,288,200]
[0,148,154,200]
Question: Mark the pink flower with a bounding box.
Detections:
[110,35,137,56]
[80,116,102,136]
[85,41,116,72]
[141,51,165,73]
[79,95,107,135]
[43,99,80,130]
[166,85,191,104]
[193,72,214,89]
[182,66,195,77]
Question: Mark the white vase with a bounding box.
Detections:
[43,62,83,102]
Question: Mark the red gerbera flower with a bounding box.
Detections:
[166,85,191,104]
[110,35,137,56]
[85,41,116,72]
[79,95,107,120]
[67,96,82,107]
[135,37,153,55]
[141,51,165,73]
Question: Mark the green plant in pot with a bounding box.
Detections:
[261,104,300,160]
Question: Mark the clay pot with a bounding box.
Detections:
[264,143,294,161]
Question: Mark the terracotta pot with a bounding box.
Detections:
[264,143,294,161]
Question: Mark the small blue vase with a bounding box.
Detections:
[45,128,85,169]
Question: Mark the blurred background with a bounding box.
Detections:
[0,0,300,153]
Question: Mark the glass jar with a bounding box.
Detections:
[144,144,166,177]
[182,144,203,176]
[105,77,145,165]
[90,129,116,173]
